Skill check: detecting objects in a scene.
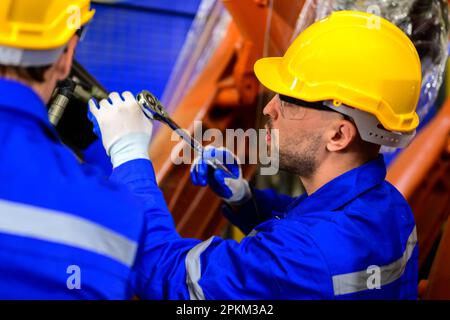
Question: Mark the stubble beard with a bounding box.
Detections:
[278,133,322,178]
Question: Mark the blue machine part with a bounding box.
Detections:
[78,1,201,174]
[119,0,201,15]
[76,1,201,99]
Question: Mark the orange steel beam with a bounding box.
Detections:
[149,23,241,238]
[149,1,306,239]
[151,22,240,181]
[387,97,450,269]
[222,0,268,56]
[423,218,450,299]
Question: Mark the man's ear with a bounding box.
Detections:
[326,119,357,152]
[49,35,79,82]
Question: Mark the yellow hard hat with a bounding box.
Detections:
[0,0,94,66]
[254,11,422,136]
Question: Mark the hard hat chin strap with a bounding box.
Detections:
[0,46,65,67]
[324,101,416,148]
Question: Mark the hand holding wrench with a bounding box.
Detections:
[136,90,237,179]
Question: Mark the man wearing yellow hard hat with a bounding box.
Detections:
[89,11,421,299]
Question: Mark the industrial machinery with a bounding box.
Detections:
[48,60,108,158]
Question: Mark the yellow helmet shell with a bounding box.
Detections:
[0,0,95,50]
[254,11,422,133]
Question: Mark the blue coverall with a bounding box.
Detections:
[0,79,151,299]
[0,78,418,299]
[110,157,418,300]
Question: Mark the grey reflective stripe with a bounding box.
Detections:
[332,226,417,296]
[0,199,138,267]
[247,229,258,237]
[185,236,215,300]
[0,46,65,67]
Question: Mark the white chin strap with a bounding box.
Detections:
[0,45,65,67]
[324,101,416,148]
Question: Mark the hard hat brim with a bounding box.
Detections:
[254,56,317,103]
[254,57,295,98]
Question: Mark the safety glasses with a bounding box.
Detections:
[279,94,339,120]
[75,22,90,42]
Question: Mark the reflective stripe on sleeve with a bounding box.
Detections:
[0,199,138,267]
[332,226,417,296]
[185,236,215,300]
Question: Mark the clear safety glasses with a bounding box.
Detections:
[76,21,91,42]
[278,94,341,120]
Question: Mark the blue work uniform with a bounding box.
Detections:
[0,78,155,299]
[111,153,418,299]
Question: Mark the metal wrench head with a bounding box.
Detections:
[136,90,237,179]
[136,90,168,120]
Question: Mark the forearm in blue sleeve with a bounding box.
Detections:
[223,188,295,235]
[110,159,179,240]
[110,159,201,299]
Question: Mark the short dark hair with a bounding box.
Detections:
[0,65,52,83]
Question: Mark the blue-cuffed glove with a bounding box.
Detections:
[190,146,252,204]
[87,91,153,168]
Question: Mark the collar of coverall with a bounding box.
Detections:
[0,78,59,140]
[284,154,387,216]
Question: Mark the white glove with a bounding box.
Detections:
[88,91,153,168]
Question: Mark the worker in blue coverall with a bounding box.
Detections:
[88,11,422,299]
[0,0,188,299]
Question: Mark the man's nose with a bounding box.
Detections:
[263,95,279,120]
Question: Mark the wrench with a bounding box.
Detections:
[136,90,237,179]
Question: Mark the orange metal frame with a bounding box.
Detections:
[149,0,305,239]
[387,97,450,298]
